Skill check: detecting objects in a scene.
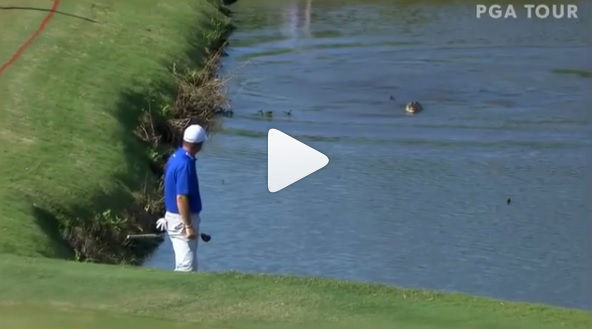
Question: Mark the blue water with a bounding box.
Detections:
[146,0,592,309]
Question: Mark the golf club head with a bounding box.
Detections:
[200,233,211,242]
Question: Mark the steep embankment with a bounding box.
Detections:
[0,0,229,261]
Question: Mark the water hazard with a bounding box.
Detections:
[145,0,592,309]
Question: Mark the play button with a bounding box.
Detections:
[268,129,329,193]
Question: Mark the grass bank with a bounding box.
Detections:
[0,0,230,262]
[1,255,590,329]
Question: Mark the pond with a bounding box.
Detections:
[145,0,592,309]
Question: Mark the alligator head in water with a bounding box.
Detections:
[405,101,423,114]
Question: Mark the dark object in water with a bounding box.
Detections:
[283,110,292,116]
[405,101,423,114]
[200,233,211,242]
[507,197,511,205]
[214,108,234,117]
[390,95,395,101]
[257,110,273,118]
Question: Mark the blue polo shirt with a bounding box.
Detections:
[164,148,202,214]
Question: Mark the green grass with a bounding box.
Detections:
[0,0,228,258]
[1,255,590,329]
[0,304,195,329]
[0,1,590,328]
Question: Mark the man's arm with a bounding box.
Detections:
[177,195,197,239]
[176,195,192,227]
[175,162,196,239]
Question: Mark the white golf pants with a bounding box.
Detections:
[164,212,201,272]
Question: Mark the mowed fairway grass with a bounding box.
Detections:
[0,1,590,329]
[1,255,591,329]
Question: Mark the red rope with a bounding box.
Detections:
[0,0,62,76]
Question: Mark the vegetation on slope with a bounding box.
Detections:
[0,0,230,263]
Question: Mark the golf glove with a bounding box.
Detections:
[156,217,167,231]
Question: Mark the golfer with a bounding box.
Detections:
[159,124,207,272]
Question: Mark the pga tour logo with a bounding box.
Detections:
[476,4,579,19]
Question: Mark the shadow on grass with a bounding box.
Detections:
[109,0,234,187]
[31,206,74,259]
[49,0,234,263]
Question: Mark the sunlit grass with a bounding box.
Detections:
[1,255,590,329]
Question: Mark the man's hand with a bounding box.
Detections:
[185,225,197,240]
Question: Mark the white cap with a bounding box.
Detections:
[183,124,207,144]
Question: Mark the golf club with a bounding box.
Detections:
[126,232,211,242]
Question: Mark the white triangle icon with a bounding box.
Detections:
[268,129,329,193]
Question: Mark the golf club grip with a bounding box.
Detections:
[126,233,164,239]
